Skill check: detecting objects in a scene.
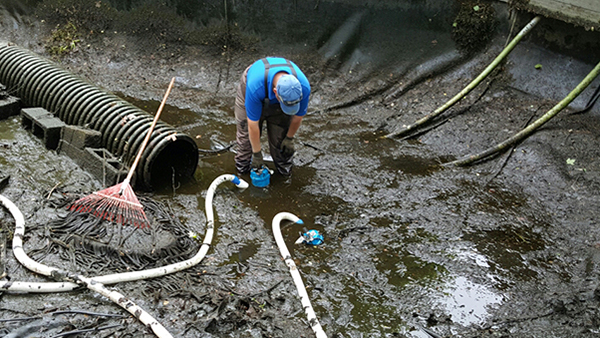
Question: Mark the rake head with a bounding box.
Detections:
[67,182,150,229]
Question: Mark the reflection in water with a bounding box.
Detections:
[440,276,503,326]
[464,225,545,282]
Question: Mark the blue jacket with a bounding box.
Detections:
[244,57,310,121]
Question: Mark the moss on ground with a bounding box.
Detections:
[452,0,497,55]
[45,21,80,56]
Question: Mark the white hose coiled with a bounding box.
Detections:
[0,174,248,337]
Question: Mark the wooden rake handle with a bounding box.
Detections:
[124,77,176,184]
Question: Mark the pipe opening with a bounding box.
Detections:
[144,136,199,191]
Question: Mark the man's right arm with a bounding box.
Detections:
[248,119,264,169]
[248,119,261,153]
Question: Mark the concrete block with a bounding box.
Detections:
[61,125,102,149]
[58,139,130,186]
[33,117,65,150]
[0,96,21,120]
[84,147,131,186]
[57,138,85,159]
[21,107,65,150]
[21,107,53,129]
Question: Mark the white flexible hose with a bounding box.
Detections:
[0,175,247,290]
[78,275,173,338]
[0,194,172,337]
[272,212,327,338]
[1,194,76,292]
[92,174,247,284]
[0,174,248,337]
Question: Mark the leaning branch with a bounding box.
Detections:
[447,60,600,167]
[385,15,541,139]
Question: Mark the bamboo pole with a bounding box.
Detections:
[385,16,541,139]
[447,60,600,167]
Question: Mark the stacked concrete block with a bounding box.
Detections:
[61,124,102,149]
[58,125,130,186]
[0,83,21,120]
[0,96,21,120]
[21,107,65,150]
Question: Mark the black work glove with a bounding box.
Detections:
[251,151,264,170]
[280,136,295,158]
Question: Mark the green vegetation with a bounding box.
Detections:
[45,22,80,56]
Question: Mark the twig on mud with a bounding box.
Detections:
[398,77,496,141]
[417,324,443,338]
[46,181,62,200]
[248,280,285,298]
[0,315,43,323]
[51,309,127,318]
[198,142,235,154]
[567,80,600,115]
[309,78,397,115]
[49,324,122,338]
[480,310,555,330]
[0,310,126,323]
[484,105,542,185]
[383,51,466,104]
[300,141,325,152]
[385,16,541,139]
[504,9,518,48]
[446,60,600,167]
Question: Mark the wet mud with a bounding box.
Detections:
[2,1,600,337]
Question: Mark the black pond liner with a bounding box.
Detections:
[0,42,199,190]
[40,196,202,290]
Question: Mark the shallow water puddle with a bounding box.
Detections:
[439,276,503,326]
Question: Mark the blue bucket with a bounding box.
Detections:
[250,167,271,187]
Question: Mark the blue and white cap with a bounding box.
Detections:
[276,74,303,115]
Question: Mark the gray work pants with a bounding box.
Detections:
[234,67,293,175]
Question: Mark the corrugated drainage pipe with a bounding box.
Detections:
[0,41,198,190]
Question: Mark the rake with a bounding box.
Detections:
[68,77,176,229]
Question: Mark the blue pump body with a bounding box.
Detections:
[301,230,324,246]
[250,167,271,187]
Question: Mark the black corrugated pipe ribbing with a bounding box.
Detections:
[0,41,199,190]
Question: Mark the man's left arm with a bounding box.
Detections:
[286,115,303,138]
[281,115,302,157]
